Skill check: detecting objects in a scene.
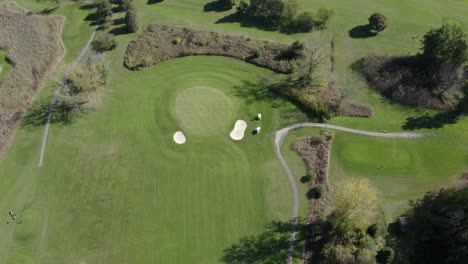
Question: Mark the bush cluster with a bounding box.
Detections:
[93,0,138,33]
[236,0,334,33]
[92,32,118,52]
[359,24,467,110]
[124,24,295,73]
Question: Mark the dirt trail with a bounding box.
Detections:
[274,122,422,264]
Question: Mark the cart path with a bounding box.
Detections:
[274,123,422,264]
[38,14,98,167]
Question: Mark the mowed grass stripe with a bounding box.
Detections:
[19,56,297,263]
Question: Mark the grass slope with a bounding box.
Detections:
[0,50,12,80]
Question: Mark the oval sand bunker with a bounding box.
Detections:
[230,120,247,140]
[173,131,186,144]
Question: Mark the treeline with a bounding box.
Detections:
[94,0,139,33]
[218,0,334,33]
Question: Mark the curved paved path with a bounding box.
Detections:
[38,5,98,167]
[274,123,422,264]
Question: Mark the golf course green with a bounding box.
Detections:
[0,0,467,263]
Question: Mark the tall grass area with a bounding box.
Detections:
[0,2,65,158]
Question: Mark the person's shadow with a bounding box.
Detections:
[349,24,377,39]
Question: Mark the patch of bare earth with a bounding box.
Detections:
[124,24,294,73]
[0,2,65,159]
[290,135,332,263]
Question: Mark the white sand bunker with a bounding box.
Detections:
[173,131,186,144]
[230,120,247,140]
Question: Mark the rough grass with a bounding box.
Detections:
[124,24,295,73]
[0,2,65,158]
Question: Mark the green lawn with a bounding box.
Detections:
[0,50,12,80]
[0,0,467,263]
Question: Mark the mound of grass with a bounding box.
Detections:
[0,2,65,158]
[124,24,295,73]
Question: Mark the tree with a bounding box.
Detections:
[409,186,468,264]
[314,8,335,30]
[376,247,394,264]
[368,13,387,32]
[329,178,381,235]
[120,0,133,11]
[421,23,468,72]
[247,0,285,27]
[94,0,112,21]
[125,7,139,33]
[91,33,118,52]
[65,54,107,105]
[293,12,314,32]
[219,0,236,10]
[236,0,249,16]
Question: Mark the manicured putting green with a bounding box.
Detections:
[175,86,236,136]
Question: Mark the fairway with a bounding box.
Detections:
[0,55,305,263]
[0,0,467,263]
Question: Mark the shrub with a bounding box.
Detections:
[376,247,395,264]
[368,13,387,32]
[219,0,236,10]
[281,41,304,60]
[125,7,139,33]
[120,0,133,11]
[308,170,317,180]
[92,33,117,52]
[366,223,379,238]
[314,185,326,198]
[236,0,249,16]
[67,56,107,96]
[293,12,314,32]
[172,37,183,45]
[306,184,326,199]
[245,0,285,27]
[94,0,112,20]
[313,8,335,30]
[300,175,312,183]
[421,23,467,72]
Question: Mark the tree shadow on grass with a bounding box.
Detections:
[402,110,461,130]
[147,0,164,4]
[203,1,232,12]
[232,80,286,108]
[37,6,59,15]
[216,14,279,32]
[21,98,82,130]
[113,17,125,26]
[349,24,377,39]
[221,220,308,263]
[79,3,95,10]
[109,26,128,35]
[402,95,468,130]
